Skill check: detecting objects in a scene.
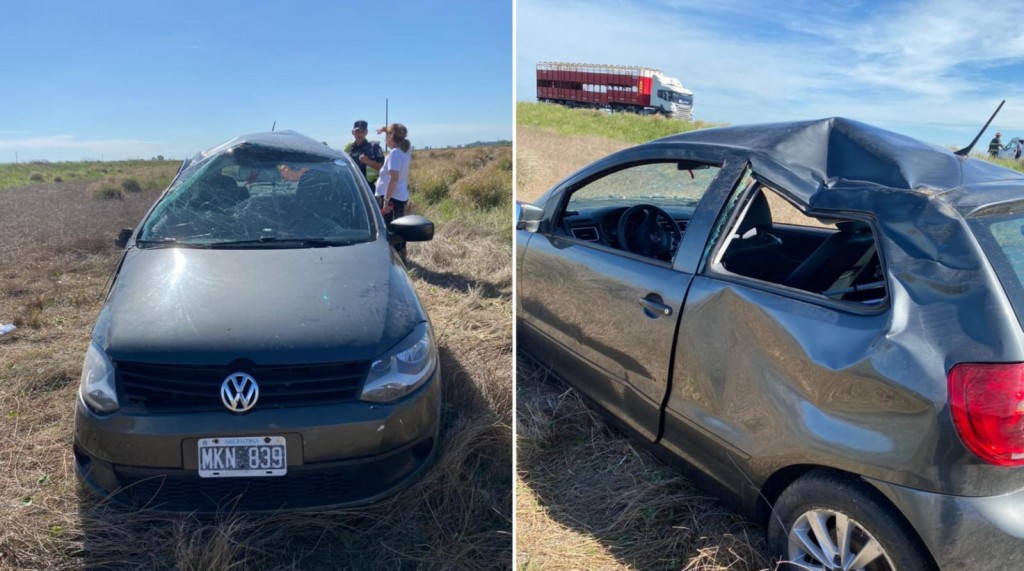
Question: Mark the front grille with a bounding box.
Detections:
[116,361,370,412]
[111,439,431,511]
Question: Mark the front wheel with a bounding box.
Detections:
[767,471,935,571]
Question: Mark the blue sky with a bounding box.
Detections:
[517,0,1024,149]
[0,1,511,162]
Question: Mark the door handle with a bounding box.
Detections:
[639,296,672,317]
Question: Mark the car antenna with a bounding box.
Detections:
[956,100,1005,157]
[271,121,276,132]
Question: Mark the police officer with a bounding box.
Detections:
[989,132,1003,157]
[345,120,385,186]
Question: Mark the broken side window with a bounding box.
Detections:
[708,183,887,307]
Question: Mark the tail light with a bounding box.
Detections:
[948,363,1024,467]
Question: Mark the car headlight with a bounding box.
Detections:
[361,322,437,403]
[80,343,119,413]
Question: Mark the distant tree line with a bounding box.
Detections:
[417,140,512,150]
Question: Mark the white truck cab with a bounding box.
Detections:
[650,72,694,120]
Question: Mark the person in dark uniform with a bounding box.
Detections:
[344,120,385,186]
[989,132,1003,157]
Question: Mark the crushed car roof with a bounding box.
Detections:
[658,117,1024,215]
[193,130,347,162]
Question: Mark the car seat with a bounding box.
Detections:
[722,189,783,280]
[294,169,348,233]
[190,174,249,210]
[783,221,876,294]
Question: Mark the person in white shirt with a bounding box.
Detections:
[375,123,412,259]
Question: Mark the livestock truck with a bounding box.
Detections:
[536,62,694,120]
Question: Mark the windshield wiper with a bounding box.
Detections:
[205,237,355,249]
[135,238,210,249]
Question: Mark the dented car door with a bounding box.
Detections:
[518,148,745,441]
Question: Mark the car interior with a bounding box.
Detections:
[716,185,886,305]
[557,161,711,262]
[558,190,885,307]
[554,161,886,306]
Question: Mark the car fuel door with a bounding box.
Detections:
[519,152,744,441]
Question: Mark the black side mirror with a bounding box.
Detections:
[390,215,434,242]
[115,228,133,249]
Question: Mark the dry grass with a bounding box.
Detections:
[0,160,179,192]
[516,359,770,571]
[411,146,512,208]
[516,126,629,204]
[0,149,512,570]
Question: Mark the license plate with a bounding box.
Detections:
[198,436,287,477]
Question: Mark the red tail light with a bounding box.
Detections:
[948,363,1024,467]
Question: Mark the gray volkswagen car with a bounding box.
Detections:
[517,118,1024,569]
[74,131,440,512]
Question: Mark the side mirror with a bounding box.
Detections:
[115,228,133,249]
[516,202,544,233]
[390,215,434,242]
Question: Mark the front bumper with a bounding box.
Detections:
[867,476,1024,570]
[74,368,440,512]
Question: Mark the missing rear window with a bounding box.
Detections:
[711,185,886,306]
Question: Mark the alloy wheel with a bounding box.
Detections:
[787,509,895,571]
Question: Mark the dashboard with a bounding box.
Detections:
[560,203,695,258]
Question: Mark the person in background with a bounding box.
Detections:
[989,132,1003,157]
[375,123,412,260]
[345,120,385,186]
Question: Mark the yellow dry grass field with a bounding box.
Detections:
[516,126,629,205]
[0,147,512,570]
[515,125,773,570]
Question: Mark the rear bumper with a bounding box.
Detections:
[867,476,1024,569]
[74,369,440,512]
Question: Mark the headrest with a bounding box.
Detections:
[738,190,772,236]
[191,174,248,208]
[296,169,335,200]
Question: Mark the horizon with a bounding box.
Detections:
[0,137,515,165]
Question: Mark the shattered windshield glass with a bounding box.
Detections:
[568,162,718,208]
[139,145,374,247]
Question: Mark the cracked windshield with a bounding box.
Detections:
[139,147,373,247]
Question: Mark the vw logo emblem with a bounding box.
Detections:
[221,373,259,413]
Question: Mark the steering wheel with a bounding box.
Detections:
[617,204,681,261]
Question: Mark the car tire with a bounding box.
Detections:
[767,471,935,571]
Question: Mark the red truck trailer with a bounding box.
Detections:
[536,62,694,120]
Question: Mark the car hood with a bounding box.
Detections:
[93,242,426,365]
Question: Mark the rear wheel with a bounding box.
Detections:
[767,472,935,571]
